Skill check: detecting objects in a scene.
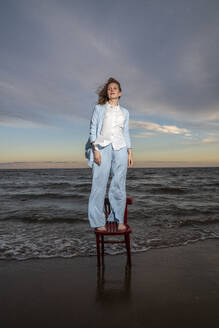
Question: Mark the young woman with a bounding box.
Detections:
[86,77,133,231]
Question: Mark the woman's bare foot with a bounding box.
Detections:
[118,223,126,231]
[96,226,107,231]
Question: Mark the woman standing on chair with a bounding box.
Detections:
[87,77,133,232]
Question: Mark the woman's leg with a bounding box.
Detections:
[88,144,112,228]
[108,146,128,224]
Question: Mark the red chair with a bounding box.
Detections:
[94,197,132,267]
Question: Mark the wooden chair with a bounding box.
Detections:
[94,197,132,267]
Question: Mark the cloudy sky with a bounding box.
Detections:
[1,0,219,168]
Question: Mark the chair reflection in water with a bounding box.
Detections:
[96,264,132,303]
[94,197,132,267]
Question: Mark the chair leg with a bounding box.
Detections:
[125,233,131,266]
[101,235,104,267]
[96,234,101,267]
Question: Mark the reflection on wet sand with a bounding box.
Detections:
[96,264,132,304]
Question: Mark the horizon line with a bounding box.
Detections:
[0,160,219,169]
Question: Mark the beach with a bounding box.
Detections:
[1,239,219,328]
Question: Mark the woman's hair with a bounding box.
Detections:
[96,77,122,105]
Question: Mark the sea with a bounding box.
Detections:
[0,167,219,260]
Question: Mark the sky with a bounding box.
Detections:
[1,0,219,168]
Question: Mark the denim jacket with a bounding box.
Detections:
[85,103,131,168]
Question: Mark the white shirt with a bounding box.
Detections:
[93,101,127,150]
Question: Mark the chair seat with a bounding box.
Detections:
[94,222,131,235]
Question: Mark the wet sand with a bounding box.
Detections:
[1,239,219,328]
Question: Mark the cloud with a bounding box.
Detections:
[133,131,155,138]
[181,132,219,145]
[130,119,190,136]
[0,0,219,128]
[0,116,53,128]
[202,137,219,144]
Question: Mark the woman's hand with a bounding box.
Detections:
[127,149,133,168]
[94,150,101,166]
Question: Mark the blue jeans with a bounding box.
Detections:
[88,143,128,228]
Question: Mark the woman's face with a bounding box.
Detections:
[107,82,122,101]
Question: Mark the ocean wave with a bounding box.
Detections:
[127,206,217,219]
[179,218,219,226]
[150,186,188,194]
[1,182,92,192]
[9,193,86,200]
[0,215,87,223]
[1,182,73,189]
[0,236,218,261]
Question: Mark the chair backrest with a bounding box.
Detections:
[104,197,132,224]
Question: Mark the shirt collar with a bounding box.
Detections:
[106,101,120,109]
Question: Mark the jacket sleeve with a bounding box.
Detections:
[123,110,131,149]
[89,105,98,143]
